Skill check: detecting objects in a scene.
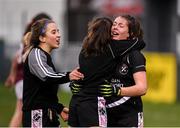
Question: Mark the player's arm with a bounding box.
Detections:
[28,49,83,84]
[110,39,145,58]
[120,71,147,96]
[117,50,147,96]
[5,53,19,87]
[99,50,147,97]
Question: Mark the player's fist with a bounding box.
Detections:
[60,107,69,122]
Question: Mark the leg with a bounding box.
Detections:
[9,99,23,127]
[78,97,107,127]
[9,80,23,127]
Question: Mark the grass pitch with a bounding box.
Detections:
[0,84,180,127]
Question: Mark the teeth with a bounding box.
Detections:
[113,33,118,35]
[112,31,118,35]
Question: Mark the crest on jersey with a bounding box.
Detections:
[119,64,128,75]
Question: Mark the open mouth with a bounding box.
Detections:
[56,39,60,44]
[111,31,119,36]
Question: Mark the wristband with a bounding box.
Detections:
[117,87,121,96]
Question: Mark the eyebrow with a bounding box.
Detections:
[113,21,124,26]
[51,28,57,31]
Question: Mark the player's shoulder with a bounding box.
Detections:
[128,50,146,65]
[29,47,45,56]
[129,50,145,59]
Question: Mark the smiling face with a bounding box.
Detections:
[40,22,61,53]
[111,16,129,40]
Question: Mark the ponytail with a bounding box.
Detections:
[22,32,33,62]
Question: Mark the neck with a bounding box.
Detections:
[39,43,52,54]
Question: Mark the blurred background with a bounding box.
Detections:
[0,0,180,126]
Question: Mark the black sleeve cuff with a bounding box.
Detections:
[56,103,65,114]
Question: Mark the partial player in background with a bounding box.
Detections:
[5,43,24,127]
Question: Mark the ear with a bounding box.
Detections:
[39,36,46,42]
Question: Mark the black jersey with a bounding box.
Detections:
[23,47,70,113]
[106,50,146,116]
[76,39,145,96]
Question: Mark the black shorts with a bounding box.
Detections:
[22,108,60,127]
[68,95,107,127]
[107,108,144,127]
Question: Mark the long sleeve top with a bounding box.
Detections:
[23,47,69,113]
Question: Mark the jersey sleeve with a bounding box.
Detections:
[55,103,64,114]
[128,50,146,73]
[28,48,70,84]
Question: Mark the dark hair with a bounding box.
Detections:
[82,17,112,57]
[22,15,53,62]
[32,12,51,23]
[29,19,54,47]
[24,12,52,35]
[120,15,143,40]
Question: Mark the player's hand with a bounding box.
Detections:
[98,84,120,97]
[4,75,15,88]
[69,82,82,95]
[69,67,84,81]
[60,107,69,122]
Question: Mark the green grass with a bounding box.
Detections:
[0,83,180,127]
[0,84,16,126]
[58,87,72,127]
[144,101,180,127]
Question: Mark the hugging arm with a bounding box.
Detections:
[110,39,145,57]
